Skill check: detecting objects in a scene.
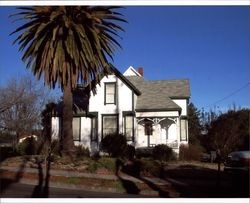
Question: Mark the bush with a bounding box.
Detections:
[153,144,176,161]
[17,137,38,155]
[124,145,136,160]
[75,145,90,158]
[179,143,203,161]
[100,133,127,157]
[139,158,162,177]
[135,147,153,159]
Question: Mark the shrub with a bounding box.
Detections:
[139,158,162,177]
[75,145,90,158]
[124,145,136,160]
[91,151,101,160]
[153,144,176,161]
[100,133,127,157]
[87,161,98,173]
[17,137,38,155]
[179,143,203,161]
[135,147,153,159]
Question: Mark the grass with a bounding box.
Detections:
[87,157,116,174]
[165,160,221,170]
[66,177,82,185]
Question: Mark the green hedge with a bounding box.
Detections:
[136,144,176,161]
[153,144,176,161]
[100,133,128,157]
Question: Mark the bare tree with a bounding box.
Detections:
[207,109,249,157]
[0,75,51,147]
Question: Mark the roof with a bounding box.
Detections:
[109,64,141,95]
[125,76,190,112]
[54,65,190,114]
[72,64,141,96]
[123,66,142,77]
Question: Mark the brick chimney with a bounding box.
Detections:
[138,67,143,76]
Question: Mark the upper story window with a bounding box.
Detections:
[104,82,116,105]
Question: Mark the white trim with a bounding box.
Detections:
[123,66,141,77]
[168,117,178,124]
[136,111,179,117]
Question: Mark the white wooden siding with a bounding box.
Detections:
[172,99,187,116]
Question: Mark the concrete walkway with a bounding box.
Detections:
[0,166,177,197]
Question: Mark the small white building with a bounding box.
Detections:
[51,66,190,154]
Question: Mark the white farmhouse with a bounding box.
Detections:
[51,65,190,154]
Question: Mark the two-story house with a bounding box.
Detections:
[51,65,190,155]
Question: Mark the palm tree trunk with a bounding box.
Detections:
[62,81,75,158]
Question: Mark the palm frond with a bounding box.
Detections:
[11,6,126,90]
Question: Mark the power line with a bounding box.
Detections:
[204,82,250,109]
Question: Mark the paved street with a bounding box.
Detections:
[0,181,155,198]
[0,164,249,198]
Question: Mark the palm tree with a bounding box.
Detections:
[11,6,126,158]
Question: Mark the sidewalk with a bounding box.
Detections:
[0,166,179,197]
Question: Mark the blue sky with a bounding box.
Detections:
[0,6,250,112]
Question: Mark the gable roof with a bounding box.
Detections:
[125,76,190,112]
[72,64,141,96]
[123,66,142,77]
[109,64,141,95]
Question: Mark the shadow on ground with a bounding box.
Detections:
[116,159,170,197]
[163,164,249,198]
[0,154,29,194]
[0,155,52,198]
[0,137,52,198]
[31,154,51,198]
[116,159,249,198]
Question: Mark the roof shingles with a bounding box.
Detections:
[125,76,190,111]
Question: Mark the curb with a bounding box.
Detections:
[0,167,161,197]
[17,178,158,196]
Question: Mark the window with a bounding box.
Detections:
[104,83,116,104]
[102,115,118,138]
[180,119,187,141]
[91,117,97,141]
[124,116,134,141]
[72,117,81,141]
